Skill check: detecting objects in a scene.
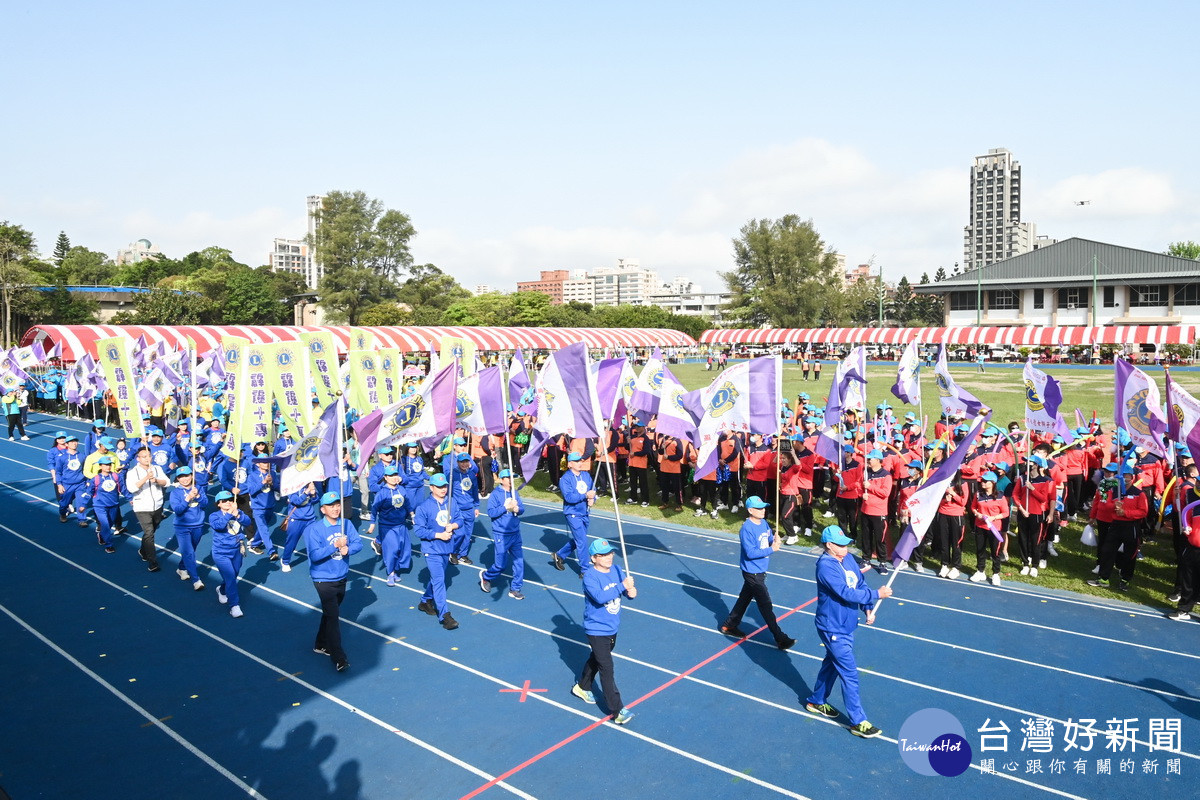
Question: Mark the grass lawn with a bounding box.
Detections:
[517,360,1188,611]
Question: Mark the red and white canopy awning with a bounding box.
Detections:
[21,324,697,363]
[699,326,1199,348]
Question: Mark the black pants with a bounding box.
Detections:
[812,470,828,503]
[314,579,348,665]
[1065,474,1085,516]
[1098,520,1138,583]
[719,474,743,508]
[579,634,622,714]
[973,527,1003,574]
[695,480,716,511]
[1094,519,1112,568]
[627,467,648,502]
[1017,512,1044,566]
[595,461,614,495]
[835,496,860,544]
[659,472,682,506]
[1177,546,1200,613]
[6,413,25,438]
[933,513,964,568]
[861,513,889,561]
[746,479,768,502]
[545,452,561,488]
[135,508,164,567]
[724,571,787,643]
[477,456,494,495]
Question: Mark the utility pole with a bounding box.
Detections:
[1092,253,1098,327]
[877,265,884,326]
[976,262,982,327]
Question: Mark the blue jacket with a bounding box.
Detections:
[209,510,250,559]
[372,484,412,528]
[170,485,207,528]
[304,516,363,581]
[90,472,122,508]
[812,552,879,635]
[560,470,593,516]
[147,440,175,471]
[246,468,277,512]
[450,465,480,511]
[368,458,398,495]
[415,494,458,556]
[46,444,66,473]
[487,490,524,535]
[738,517,775,573]
[287,488,319,525]
[582,563,628,636]
[54,449,86,486]
[400,455,427,490]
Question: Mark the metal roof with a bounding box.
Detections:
[914,238,1200,292]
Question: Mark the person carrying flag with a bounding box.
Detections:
[479,469,526,600]
[368,466,414,587]
[804,525,893,738]
[571,538,637,726]
[170,466,207,591]
[552,452,595,575]
[449,452,480,565]
[305,491,363,668]
[718,495,796,650]
[969,471,1009,585]
[416,474,460,630]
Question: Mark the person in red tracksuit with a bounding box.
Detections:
[894,460,925,571]
[969,471,1009,586]
[834,445,864,553]
[744,433,777,504]
[1013,456,1056,578]
[933,473,969,579]
[781,442,816,542]
[860,450,893,571]
[1088,482,1148,592]
[1059,440,1088,520]
[1088,463,1120,575]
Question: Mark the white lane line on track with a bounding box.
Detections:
[0,523,538,800]
[0,601,266,799]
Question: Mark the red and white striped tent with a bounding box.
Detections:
[21,324,697,363]
[699,325,1199,347]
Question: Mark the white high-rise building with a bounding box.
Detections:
[270,195,325,289]
[963,148,1041,270]
[589,258,660,306]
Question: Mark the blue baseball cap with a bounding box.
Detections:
[907,459,923,469]
[1103,462,1119,472]
[1053,435,1065,444]
[1030,455,1048,468]
[905,412,916,421]
[92,418,105,428]
[215,490,234,502]
[98,436,114,449]
[429,473,449,487]
[1076,426,1089,436]
[383,465,399,476]
[566,452,583,462]
[190,440,204,449]
[97,455,113,465]
[456,452,472,461]
[842,431,854,440]
[175,466,192,476]
[867,449,884,460]
[842,444,855,453]
[55,430,66,439]
[403,441,418,448]
[319,491,340,506]
[379,445,395,454]
[453,437,467,446]
[588,539,615,557]
[821,525,854,546]
[981,471,999,483]
[955,424,969,434]
[498,469,513,479]
[65,434,79,442]
[995,461,1009,472]
[745,495,770,509]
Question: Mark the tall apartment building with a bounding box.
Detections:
[963,148,1045,270]
[516,269,570,303]
[589,259,660,306]
[269,195,325,290]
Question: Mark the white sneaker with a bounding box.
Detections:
[1029,567,1039,578]
[792,525,801,535]
[989,574,1002,586]
[1053,535,1060,544]
[912,562,925,573]
[715,503,728,511]
[804,528,812,537]
[785,535,799,545]
[1047,543,1058,557]
[19,436,29,441]
[969,571,986,583]
[1092,564,1101,574]
[1019,566,1030,576]
[216,585,228,604]
[710,510,719,519]
[176,568,189,581]
[640,501,648,507]
[281,563,291,573]
[193,580,204,591]
[1068,515,1077,523]
[947,567,960,580]
[824,511,835,519]
[731,504,740,512]
[6,437,11,441]
[694,509,706,517]
[230,605,243,618]
[1038,559,1047,569]
[938,565,950,578]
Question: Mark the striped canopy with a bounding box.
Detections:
[699,325,1199,347]
[21,324,697,363]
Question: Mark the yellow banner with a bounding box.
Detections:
[347,349,383,413]
[239,343,275,446]
[220,337,249,459]
[439,336,477,377]
[378,348,401,406]
[349,327,377,352]
[268,340,313,438]
[95,336,146,441]
[302,330,339,409]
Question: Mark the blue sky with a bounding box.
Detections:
[5,1,1198,292]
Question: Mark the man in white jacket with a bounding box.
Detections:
[125,446,169,571]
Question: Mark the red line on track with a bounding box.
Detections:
[459,596,818,799]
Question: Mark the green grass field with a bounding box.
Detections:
[518,360,1191,610]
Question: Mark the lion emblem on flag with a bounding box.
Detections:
[1125,389,1153,436]
[456,388,475,420]
[1024,380,1044,412]
[708,382,740,418]
[388,395,425,435]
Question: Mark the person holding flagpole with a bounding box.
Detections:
[719,495,796,650]
[305,491,363,668]
[480,469,526,599]
[552,452,596,575]
[969,471,1009,585]
[416,473,460,630]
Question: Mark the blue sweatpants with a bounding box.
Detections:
[175,525,204,581]
[805,629,868,725]
[382,523,413,575]
[481,532,524,591]
[59,482,84,518]
[95,504,120,547]
[421,552,451,620]
[451,511,476,558]
[556,514,590,573]
[213,551,244,608]
[282,517,311,565]
[250,508,277,554]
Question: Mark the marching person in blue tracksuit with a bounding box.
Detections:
[84,418,107,458]
[803,525,893,738]
[281,482,319,572]
[46,431,67,504]
[399,441,428,509]
[416,473,460,630]
[552,452,595,575]
[186,440,210,494]
[170,467,208,590]
[209,491,250,619]
[479,468,526,600]
[571,538,637,725]
[54,434,87,525]
[449,452,480,565]
[368,465,413,586]
[90,456,123,553]
[246,458,279,560]
[718,495,795,649]
[146,428,177,474]
[305,491,363,671]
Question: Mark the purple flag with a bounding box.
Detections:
[518,428,550,488]
[1166,372,1200,458]
[533,341,601,440]
[353,363,459,465]
[595,358,627,421]
[1114,358,1167,456]
[260,399,343,495]
[508,348,534,414]
[893,413,991,564]
[629,346,666,415]
[814,367,845,464]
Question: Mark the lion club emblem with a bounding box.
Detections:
[649,368,664,390]
[708,381,740,418]
[310,339,324,355]
[106,344,120,363]
[1125,389,1153,436]
[1173,403,1185,425]
[1024,379,1044,412]
[935,372,952,398]
[294,435,323,471]
[387,395,425,435]
[456,388,475,419]
[542,389,556,415]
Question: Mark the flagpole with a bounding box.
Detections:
[336,389,346,542]
[773,429,782,534]
[602,418,629,568]
[190,341,198,476]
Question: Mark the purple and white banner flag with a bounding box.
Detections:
[1114,358,1167,457]
[1022,357,1063,435]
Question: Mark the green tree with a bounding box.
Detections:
[25,286,100,325]
[359,302,410,326]
[891,276,914,324]
[1167,241,1200,259]
[115,252,187,287]
[919,272,931,285]
[393,263,471,325]
[223,268,284,324]
[60,246,114,285]
[53,232,71,267]
[934,266,947,282]
[721,215,842,327]
[111,287,208,325]
[311,191,417,324]
[0,221,40,347]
